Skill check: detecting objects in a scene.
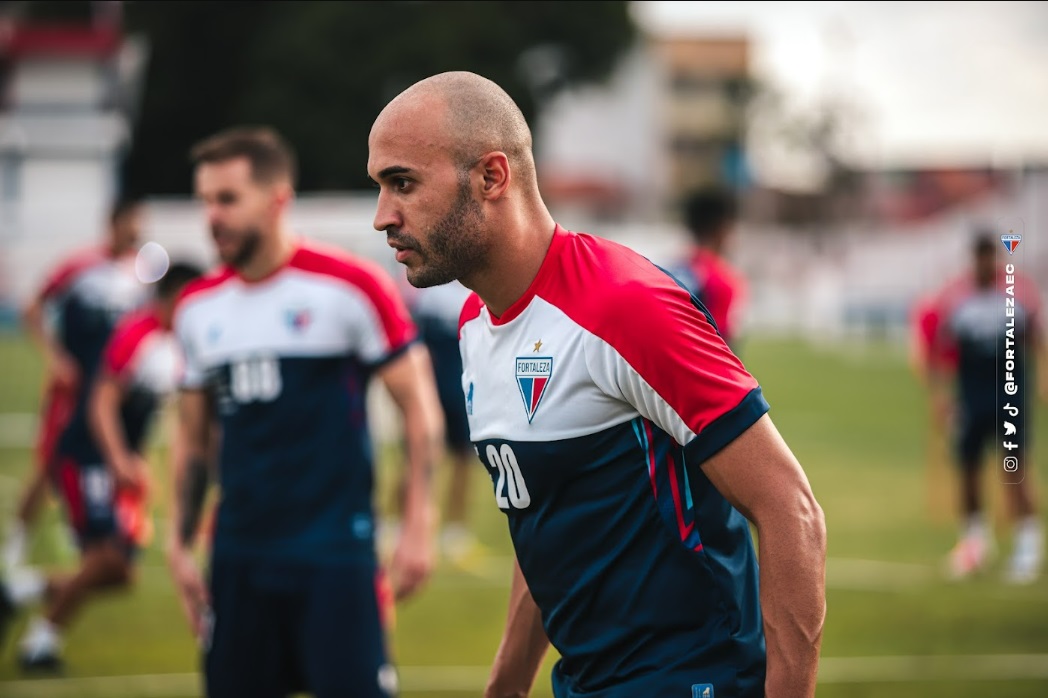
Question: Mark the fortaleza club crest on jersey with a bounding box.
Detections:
[1001,233,1022,255]
[516,356,553,423]
[284,306,312,332]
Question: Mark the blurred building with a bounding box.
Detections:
[658,36,749,198]
[535,32,751,223]
[0,3,145,322]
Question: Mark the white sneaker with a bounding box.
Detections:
[1005,521,1044,585]
[18,616,63,673]
[1005,553,1042,585]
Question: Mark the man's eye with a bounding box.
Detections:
[393,177,411,191]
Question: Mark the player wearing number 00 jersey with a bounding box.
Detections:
[459,225,770,697]
[173,240,415,697]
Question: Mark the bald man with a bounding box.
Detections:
[368,72,826,698]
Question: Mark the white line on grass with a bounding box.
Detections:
[442,556,937,591]
[7,556,941,594]
[818,654,1048,683]
[825,557,934,591]
[1,655,1047,696]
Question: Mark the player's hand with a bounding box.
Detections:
[48,349,80,390]
[166,544,210,642]
[111,453,149,489]
[389,514,435,601]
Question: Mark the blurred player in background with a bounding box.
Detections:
[370,71,826,698]
[668,186,748,353]
[2,198,148,574]
[1,261,201,671]
[927,232,1046,583]
[406,279,484,565]
[169,127,443,698]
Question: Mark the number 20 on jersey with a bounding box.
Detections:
[484,443,531,510]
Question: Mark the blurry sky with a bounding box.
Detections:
[632,1,1048,170]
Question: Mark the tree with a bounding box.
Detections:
[122,1,636,193]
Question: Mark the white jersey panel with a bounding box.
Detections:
[128,331,182,396]
[461,296,637,443]
[176,268,387,388]
[67,259,147,318]
[583,328,700,448]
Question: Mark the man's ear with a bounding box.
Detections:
[271,180,295,214]
[476,151,511,201]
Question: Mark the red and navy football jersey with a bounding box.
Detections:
[174,241,416,564]
[669,248,747,347]
[58,309,180,465]
[37,246,148,381]
[459,226,769,697]
[932,268,1042,412]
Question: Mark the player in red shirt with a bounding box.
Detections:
[923,234,1045,582]
[669,187,748,353]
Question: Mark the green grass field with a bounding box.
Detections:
[1,333,1047,697]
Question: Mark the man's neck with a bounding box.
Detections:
[464,209,556,319]
[157,302,174,330]
[237,224,296,282]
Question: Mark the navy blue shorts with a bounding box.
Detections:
[204,557,397,698]
[54,456,147,557]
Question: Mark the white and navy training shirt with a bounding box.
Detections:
[459,225,769,698]
[174,241,416,563]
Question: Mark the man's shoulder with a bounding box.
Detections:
[105,310,163,373]
[545,229,693,328]
[112,308,161,339]
[173,267,236,321]
[40,245,108,297]
[290,240,395,293]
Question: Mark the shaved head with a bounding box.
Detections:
[377,71,535,184]
[370,71,554,296]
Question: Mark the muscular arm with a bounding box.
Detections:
[376,343,444,599]
[485,557,550,698]
[168,389,214,552]
[701,414,826,698]
[165,388,215,639]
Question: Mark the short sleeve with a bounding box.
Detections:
[173,305,207,390]
[344,262,418,368]
[584,275,769,465]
